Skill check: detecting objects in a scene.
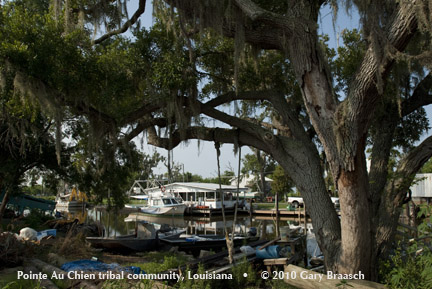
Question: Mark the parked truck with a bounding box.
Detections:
[287,196,340,208]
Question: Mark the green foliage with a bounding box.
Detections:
[66,139,162,208]
[183,172,205,182]
[230,258,260,288]
[332,29,429,152]
[129,255,187,274]
[380,205,432,288]
[416,204,432,235]
[179,264,213,289]
[0,272,43,289]
[22,208,55,231]
[333,29,366,95]
[381,243,432,289]
[420,158,432,173]
[255,202,289,209]
[270,165,294,195]
[241,153,275,176]
[189,170,235,185]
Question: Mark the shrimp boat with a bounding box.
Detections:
[126,191,186,216]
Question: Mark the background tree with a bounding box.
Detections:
[271,165,295,199]
[241,150,276,194]
[0,0,162,211]
[420,158,432,173]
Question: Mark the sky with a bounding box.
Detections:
[129,1,432,178]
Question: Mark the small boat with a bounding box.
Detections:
[86,228,185,252]
[86,234,158,251]
[160,233,259,256]
[124,212,188,227]
[127,191,187,216]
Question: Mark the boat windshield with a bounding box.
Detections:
[171,198,178,204]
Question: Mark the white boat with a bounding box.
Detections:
[127,192,186,216]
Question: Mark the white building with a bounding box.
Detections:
[229,174,273,192]
[410,173,432,203]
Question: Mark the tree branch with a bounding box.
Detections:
[402,73,432,116]
[205,90,275,107]
[147,125,270,152]
[123,117,167,142]
[346,0,419,125]
[119,98,169,125]
[388,135,432,205]
[93,0,146,45]
[13,70,116,127]
[233,0,298,31]
[199,101,280,148]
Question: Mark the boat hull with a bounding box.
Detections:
[86,235,157,252]
[86,230,185,252]
[139,204,186,216]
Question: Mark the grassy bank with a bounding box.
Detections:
[254,202,290,210]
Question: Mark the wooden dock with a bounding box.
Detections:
[185,206,311,218]
[253,209,307,217]
[185,207,249,217]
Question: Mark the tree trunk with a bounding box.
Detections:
[275,144,342,273]
[336,146,372,278]
[0,188,10,232]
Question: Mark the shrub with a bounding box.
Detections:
[380,204,432,289]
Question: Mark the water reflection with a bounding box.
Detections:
[57,207,320,258]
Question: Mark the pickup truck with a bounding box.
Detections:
[287,196,340,208]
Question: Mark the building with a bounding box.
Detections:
[409,173,432,203]
[229,174,273,192]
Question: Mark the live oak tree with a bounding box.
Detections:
[2,0,432,281]
[0,0,161,215]
[0,72,70,227]
[145,0,432,280]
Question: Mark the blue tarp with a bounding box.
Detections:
[61,260,144,275]
[256,245,281,259]
[37,229,56,241]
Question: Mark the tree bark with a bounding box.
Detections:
[0,186,10,231]
[336,141,372,278]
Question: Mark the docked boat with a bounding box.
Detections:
[160,233,259,256]
[132,182,250,216]
[86,234,158,251]
[127,191,186,216]
[86,224,185,252]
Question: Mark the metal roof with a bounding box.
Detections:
[143,182,248,193]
